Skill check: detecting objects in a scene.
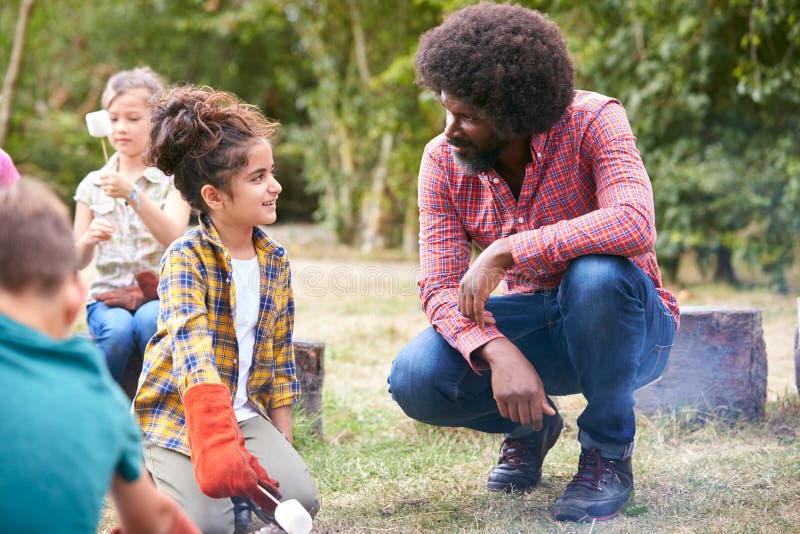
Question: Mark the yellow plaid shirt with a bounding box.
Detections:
[133,215,299,455]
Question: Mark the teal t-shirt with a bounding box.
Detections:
[0,314,142,533]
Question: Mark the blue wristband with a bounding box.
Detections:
[127,185,141,210]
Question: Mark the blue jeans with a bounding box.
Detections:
[388,255,676,460]
[86,299,159,383]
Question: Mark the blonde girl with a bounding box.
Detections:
[74,67,192,384]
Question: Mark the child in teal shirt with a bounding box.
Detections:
[0,179,198,533]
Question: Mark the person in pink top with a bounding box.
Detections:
[388,3,678,524]
[0,148,21,186]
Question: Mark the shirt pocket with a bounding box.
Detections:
[90,196,117,216]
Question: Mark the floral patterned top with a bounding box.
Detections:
[74,153,176,302]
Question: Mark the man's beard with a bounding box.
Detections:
[448,139,505,176]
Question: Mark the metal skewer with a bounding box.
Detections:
[257,483,281,506]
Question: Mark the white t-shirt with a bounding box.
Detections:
[230,256,261,422]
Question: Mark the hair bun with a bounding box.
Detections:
[147,87,213,176]
[144,84,280,213]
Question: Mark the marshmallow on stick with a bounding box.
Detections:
[258,485,313,534]
[274,499,313,534]
[85,110,112,162]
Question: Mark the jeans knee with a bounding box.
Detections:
[564,255,627,290]
[93,323,135,357]
[87,307,136,380]
[133,301,158,327]
[133,301,159,347]
[387,348,417,405]
[561,255,640,311]
[388,349,443,424]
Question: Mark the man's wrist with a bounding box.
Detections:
[473,337,504,366]
[486,238,513,268]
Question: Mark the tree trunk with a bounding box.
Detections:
[346,0,370,84]
[293,338,325,437]
[0,0,35,146]
[334,117,357,243]
[401,184,419,255]
[713,245,738,285]
[360,132,393,253]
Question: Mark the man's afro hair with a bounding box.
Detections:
[415,2,575,138]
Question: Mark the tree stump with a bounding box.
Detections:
[795,298,800,395]
[634,306,767,421]
[293,338,325,437]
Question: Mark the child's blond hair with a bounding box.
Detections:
[101,66,165,109]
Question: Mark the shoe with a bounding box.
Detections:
[233,496,279,532]
[232,496,253,534]
[486,412,564,492]
[553,447,634,522]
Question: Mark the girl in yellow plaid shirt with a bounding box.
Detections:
[134,85,319,533]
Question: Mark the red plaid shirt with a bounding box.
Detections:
[418,91,678,369]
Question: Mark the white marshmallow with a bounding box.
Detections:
[274,499,312,534]
[85,110,112,138]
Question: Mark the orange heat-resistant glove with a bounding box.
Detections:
[95,286,145,312]
[135,269,159,302]
[183,383,282,512]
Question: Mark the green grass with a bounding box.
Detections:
[280,226,800,533]
[296,401,800,533]
[292,379,800,533]
[96,223,800,532]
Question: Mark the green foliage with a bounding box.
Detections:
[1,0,314,215]
[555,0,800,287]
[2,0,799,281]
[277,0,445,245]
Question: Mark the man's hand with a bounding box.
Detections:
[459,238,512,328]
[476,337,555,430]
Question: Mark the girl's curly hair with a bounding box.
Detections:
[415,2,575,138]
[146,85,279,214]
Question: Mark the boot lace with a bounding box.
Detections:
[499,437,534,466]
[566,447,613,491]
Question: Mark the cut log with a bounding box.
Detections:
[634,306,767,421]
[293,338,325,437]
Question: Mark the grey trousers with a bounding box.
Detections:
[144,415,320,534]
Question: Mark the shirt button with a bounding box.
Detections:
[492,177,500,184]
[517,217,525,224]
